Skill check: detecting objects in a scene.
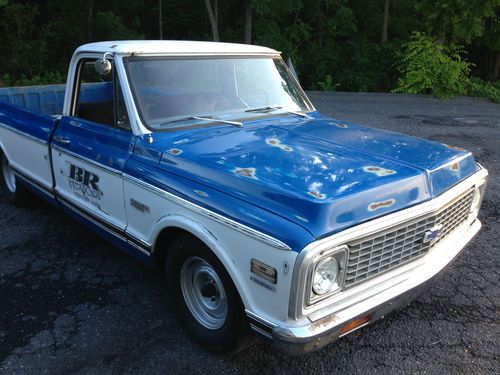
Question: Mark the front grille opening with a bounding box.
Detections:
[344,188,474,288]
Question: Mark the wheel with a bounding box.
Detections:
[165,234,253,353]
[0,153,30,205]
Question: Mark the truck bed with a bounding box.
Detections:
[0,82,112,117]
[0,84,66,116]
[0,82,113,144]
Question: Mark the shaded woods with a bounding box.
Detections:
[0,0,498,98]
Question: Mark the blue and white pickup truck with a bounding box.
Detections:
[0,41,488,354]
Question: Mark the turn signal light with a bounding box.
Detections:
[340,315,372,336]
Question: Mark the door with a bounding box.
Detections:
[51,57,133,231]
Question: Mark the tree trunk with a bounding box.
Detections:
[158,0,163,40]
[204,0,219,42]
[317,0,323,47]
[87,0,93,40]
[492,51,500,81]
[381,0,390,43]
[244,0,252,44]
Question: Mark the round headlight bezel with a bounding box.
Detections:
[306,247,348,305]
[312,256,340,295]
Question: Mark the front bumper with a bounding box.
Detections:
[249,217,482,355]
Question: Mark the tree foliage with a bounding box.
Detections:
[394,32,473,97]
[0,0,498,101]
[416,0,497,44]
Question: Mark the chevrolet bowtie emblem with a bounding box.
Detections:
[422,224,443,244]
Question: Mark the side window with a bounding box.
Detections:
[74,59,130,130]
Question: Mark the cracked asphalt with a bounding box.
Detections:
[1,92,499,374]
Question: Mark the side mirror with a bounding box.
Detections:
[95,52,113,76]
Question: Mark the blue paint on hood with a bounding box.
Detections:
[138,112,478,240]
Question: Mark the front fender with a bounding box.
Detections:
[150,213,299,323]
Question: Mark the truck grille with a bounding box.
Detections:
[344,188,474,288]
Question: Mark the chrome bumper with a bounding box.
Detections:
[249,218,482,355]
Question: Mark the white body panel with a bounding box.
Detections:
[51,148,127,230]
[124,177,298,323]
[76,40,279,57]
[0,126,52,190]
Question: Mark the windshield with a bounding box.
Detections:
[125,57,313,130]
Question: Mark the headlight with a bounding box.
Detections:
[312,256,339,295]
[307,247,347,304]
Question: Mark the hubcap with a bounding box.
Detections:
[180,256,227,330]
[1,157,16,193]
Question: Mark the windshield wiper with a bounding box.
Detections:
[245,106,309,118]
[159,115,243,128]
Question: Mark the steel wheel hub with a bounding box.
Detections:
[180,256,227,330]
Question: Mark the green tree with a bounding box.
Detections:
[416,0,497,43]
[394,32,473,97]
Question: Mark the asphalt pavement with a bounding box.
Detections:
[1,92,499,374]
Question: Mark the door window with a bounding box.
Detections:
[74,59,130,130]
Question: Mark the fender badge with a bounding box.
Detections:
[130,198,150,214]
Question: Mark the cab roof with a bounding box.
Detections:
[76,40,280,56]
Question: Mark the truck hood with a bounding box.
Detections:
[146,114,478,238]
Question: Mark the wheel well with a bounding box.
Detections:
[154,226,248,308]
[153,227,191,272]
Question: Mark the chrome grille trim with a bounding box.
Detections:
[344,188,474,288]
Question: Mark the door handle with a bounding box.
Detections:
[53,135,71,145]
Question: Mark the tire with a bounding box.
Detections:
[0,153,30,205]
[165,233,253,353]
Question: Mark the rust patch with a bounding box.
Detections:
[173,138,189,145]
[266,138,279,145]
[233,167,257,179]
[329,121,348,128]
[167,148,183,155]
[308,191,326,200]
[266,138,293,152]
[309,313,340,333]
[363,166,396,177]
[368,199,395,211]
[194,190,209,197]
[335,123,348,128]
[445,144,466,152]
[450,162,460,172]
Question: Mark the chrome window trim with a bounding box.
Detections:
[289,166,489,320]
[123,174,292,251]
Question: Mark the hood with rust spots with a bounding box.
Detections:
[137,113,478,238]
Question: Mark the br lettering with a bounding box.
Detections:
[69,164,100,191]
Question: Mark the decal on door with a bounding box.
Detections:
[67,163,103,208]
